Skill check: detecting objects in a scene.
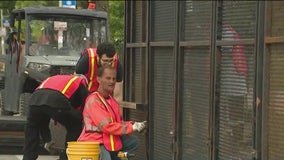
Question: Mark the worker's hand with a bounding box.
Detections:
[132,121,147,133]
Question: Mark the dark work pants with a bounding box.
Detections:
[22,105,83,160]
[100,135,139,160]
[227,95,245,142]
[227,95,245,122]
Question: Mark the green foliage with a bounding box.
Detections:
[15,1,58,9]
[108,1,124,52]
[0,1,58,17]
[15,1,46,8]
[0,0,17,17]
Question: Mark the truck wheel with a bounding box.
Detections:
[0,89,13,115]
[0,89,4,115]
[19,93,32,116]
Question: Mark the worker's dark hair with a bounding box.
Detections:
[97,65,116,77]
[96,42,116,58]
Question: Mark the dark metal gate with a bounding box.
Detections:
[178,1,212,160]
[148,1,177,160]
[124,1,148,160]
[124,1,284,160]
[265,1,284,160]
[215,1,257,159]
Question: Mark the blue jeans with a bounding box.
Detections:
[99,135,139,160]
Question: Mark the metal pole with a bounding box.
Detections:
[59,0,62,7]
[1,9,4,55]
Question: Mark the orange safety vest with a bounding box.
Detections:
[95,92,122,151]
[37,75,85,99]
[84,48,119,92]
[77,92,134,149]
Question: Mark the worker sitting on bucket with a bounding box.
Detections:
[22,74,90,160]
[77,65,147,160]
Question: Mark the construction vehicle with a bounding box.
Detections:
[0,6,108,153]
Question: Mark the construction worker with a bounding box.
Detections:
[77,65,147,160]
[219,23,248,151]
[22,74,89,160]
[75,42,123,102]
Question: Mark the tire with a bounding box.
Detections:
[0,90,15,116]
[0,89,4,115]
[19,93,32,116]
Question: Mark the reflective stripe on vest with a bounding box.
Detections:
[112,53,118,68]
[88,48,96,90]
[95,92,115,151]
[38,76,80,99]
[61,76,79,94]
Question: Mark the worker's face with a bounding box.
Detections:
[97,68,116,93]
[98,54,114,66]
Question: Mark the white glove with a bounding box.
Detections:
[132,121,147,132]
[44,141,55,152]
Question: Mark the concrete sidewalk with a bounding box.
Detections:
[0,155,58,160]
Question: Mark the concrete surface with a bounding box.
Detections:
[0,155,58,160]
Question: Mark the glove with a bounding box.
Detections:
[44,141,55,152]
[132,121,147,133]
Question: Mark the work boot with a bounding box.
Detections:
[57,150,68,160]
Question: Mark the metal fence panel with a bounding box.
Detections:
[180,47,211,160]
[134,1,142,42]
[183,1,212,41]
[267,44,284,159]
[149,47,175,160]
[217,45,255,159]
[123,1,272,160]
[126,48,147,160]
[265,2,284,160]
[124,2,148,159]
[271,1,284,37]
[151,1,176,41]
[219,1,256,39]
[216,1,257,160]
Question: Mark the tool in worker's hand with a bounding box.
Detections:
[117,151,135,160]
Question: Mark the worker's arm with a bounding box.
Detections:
[75,53,88,75]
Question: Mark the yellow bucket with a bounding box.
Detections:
[66,141,101,160]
